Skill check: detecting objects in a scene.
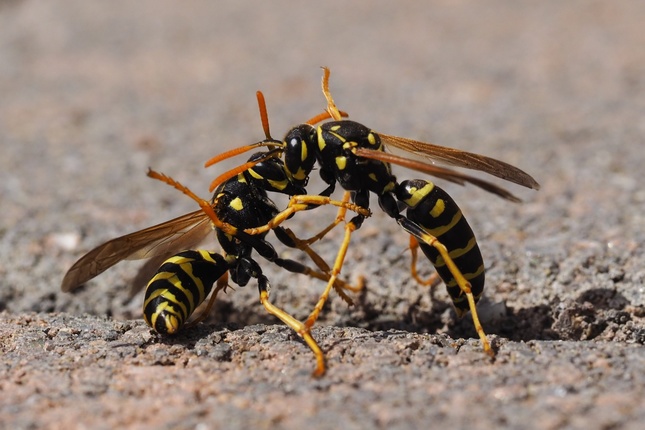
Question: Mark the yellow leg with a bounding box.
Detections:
[258,285,327,377]
[244,194,370,236]
[411,229,492,356]
[409,235,440,287]
[301,191,352,245]
[304,221,357,330]
[281,227,364,306]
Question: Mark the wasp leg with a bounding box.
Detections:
[229,222,357,307]
[304,219,357,330]
[409,235,441,287]
[244,194,370,237]
[276,226,364,305]
[301,187,369,331]
[255,273,327,377]
[300,191,353,245]
[396,217,492,356]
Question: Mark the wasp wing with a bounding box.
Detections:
[355,148,523,202]
[378,133,540,190]
[61,210,212,292]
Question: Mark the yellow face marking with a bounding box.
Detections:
[403,182,435,208]
[301,140,308,162]
[368,173,378,182]
[229,197,244,212]
[336,156,347,171]
[430,199,445,218]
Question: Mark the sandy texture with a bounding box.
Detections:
[1,1,644,429]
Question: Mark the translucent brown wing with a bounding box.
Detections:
[61,209,212,292]
[377,133,540,190]
[354,148,523,202]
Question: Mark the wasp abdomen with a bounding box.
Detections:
[143,250,229,334]
[398,179,485,316]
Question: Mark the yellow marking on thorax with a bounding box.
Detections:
[383,182,396,193]
[317,128,327,151]
[229,197,244,211]
[247,169,263,180]
[268,179,288,191]
[367,132,377,147]
[336,156,347,171]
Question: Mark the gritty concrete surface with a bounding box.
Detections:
[1,1,644,429]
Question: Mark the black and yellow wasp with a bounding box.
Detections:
[206,68,540,374]
[61,93,368,363]
[63,68,539,377]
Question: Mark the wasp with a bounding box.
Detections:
[61,94,369,365]
[205,68,541,374]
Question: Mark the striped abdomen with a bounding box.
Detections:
[143,250,229,334]
[399,179,485,316]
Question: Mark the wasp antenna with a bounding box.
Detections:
[305,110,350,126]
[256,90,273,140]
[147,169,204,206]
[320,67,342,121]
[208,150,279,193]
[204,144,263,168]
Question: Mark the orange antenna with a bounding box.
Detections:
[147,168,230,233]
[208,149,281,192]
[256,91,272,140]
[321,67,343,121]
[305,109,350,125]
[204,143,267,168]
[204,91,282,168]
